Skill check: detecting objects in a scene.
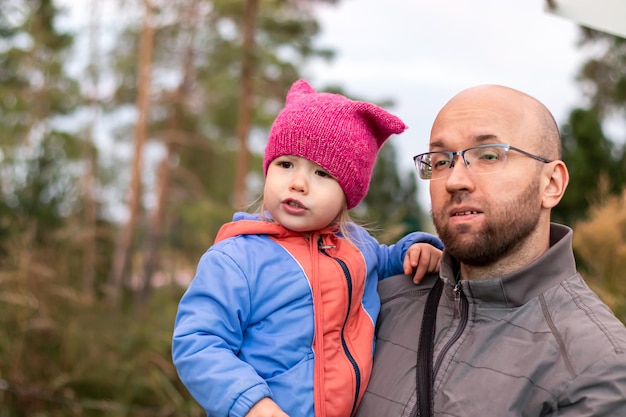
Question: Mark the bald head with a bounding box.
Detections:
[434,85,561,160]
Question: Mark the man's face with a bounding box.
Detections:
[428,92,545,267]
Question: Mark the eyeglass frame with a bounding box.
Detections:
[413,143,553,180]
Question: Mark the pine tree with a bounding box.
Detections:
[0,0,82,250]
[553,29,626,225]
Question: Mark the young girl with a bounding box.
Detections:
[172,79,443,417]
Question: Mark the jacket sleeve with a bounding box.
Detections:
[374,230,443,280]
[557,353,626,416]
[172,247,271,417]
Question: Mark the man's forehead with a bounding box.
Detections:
[430,101,530,145]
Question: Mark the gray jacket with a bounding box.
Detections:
[357,223,626,416]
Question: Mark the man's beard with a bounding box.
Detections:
[432,179,541,267]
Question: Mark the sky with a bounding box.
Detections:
[306,0,589,210]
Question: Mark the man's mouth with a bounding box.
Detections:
[453,210,479,216]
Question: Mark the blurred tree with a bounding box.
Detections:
[0,0,82,253]
[233,0,259,210]
[555,108,619,225]
[80,0,102,299]
[576,29,626,115]
[554,29,626,225]
[139,0,202,304]
[109,0,155,306]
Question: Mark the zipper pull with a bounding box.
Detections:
[317,235,335,250]
[453,282,461,319]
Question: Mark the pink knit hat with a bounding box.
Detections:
[263,79,407,209]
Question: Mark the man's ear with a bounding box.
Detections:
[541,160,569,209]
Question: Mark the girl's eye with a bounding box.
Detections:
[316,170,332,178]
[277,161,292,169]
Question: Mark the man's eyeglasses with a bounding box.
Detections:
[413,144,553,180]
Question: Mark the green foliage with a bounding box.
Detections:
[554,108,623,225]
[553,28,626,225]
[0,0,79,147]
[0,0,85,257]
[0,231,201,416]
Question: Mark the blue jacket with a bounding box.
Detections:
[172,212,442,417]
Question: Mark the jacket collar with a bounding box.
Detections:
[440,223,578,307]
[214,212,339,244]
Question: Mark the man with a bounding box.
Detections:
[356,85,626,416]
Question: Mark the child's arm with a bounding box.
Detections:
[172,248,272,416]
[403,242,442,284]
[246,397,290,417]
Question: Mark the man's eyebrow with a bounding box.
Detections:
[475,134,499,143]
[429,140,446,150]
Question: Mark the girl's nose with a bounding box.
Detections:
[289,173,308,193]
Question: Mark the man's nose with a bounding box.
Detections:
[445,155,474,191]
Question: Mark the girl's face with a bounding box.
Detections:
[263,155,347,233]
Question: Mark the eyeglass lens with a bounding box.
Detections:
[417,145,509,179]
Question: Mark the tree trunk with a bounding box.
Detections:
[233,0,259,210]
[137,143,171,304]
[137,0,200,305]
[82,0,101,301]
[109,0,154,306]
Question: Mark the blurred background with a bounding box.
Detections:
[0,0,625,415]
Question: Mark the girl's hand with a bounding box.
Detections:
[245,397,290,417]
[403,243,442,284]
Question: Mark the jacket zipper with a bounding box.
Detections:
[319,238,361,417]
[433,282,468,374]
